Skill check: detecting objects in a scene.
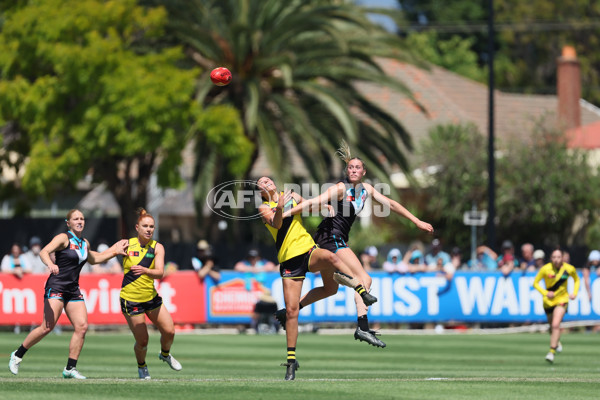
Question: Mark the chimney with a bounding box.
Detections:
[557,46,581,130]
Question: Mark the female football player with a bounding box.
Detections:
[8,209,127,379]
[120,208,182,379]
[533,247,580,363]
[278,141,434,348]
[257,176,376,380]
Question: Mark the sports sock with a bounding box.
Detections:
[161,349,170,357]
[287,347,296,363]
[66,358,77,370]
[358,315,369,331]
[550,347,556,354]
[354,284,367,295]
[138,362,147,368]
[15,344,28,358]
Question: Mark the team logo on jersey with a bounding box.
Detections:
[129,251,140,257]
[345,186,367,213]
[70,243,80,250]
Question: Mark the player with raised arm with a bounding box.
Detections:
[257,176,376,380]
[275,141,433,348]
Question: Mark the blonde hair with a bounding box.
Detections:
[336,139,365,169]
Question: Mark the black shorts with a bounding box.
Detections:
[44,287,84,304]
[314,231,348,253]
[544,303,568,315]
[280,246,317,279]
[120,295,163,316]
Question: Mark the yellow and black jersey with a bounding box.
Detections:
[120,237,158,302]
[533,262,580,308]
[263,194,315,263]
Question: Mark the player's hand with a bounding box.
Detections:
[277,190,293,210]
[48,264,59,275]
[416,220,434,234]
[323,204,335,217]
[113,239,129,256]
[569,293,576,300]
[547,291,555,299]
[131,265,146,276]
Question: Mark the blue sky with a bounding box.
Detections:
[355,0,400,32]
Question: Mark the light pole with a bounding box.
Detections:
[487,0,496,248]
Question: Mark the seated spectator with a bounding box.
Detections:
[403,241,427,273]
[1,243,31,278]
[530,249,546,271]
[191,240,221,282]
[234,248,276,290]
[360,246,380,271]
[90,243,123,274]
[582,250,600,301]
[163,261,179,278]
[563,250,571,264]
[450,247,468,271]
[382,248,409,274]
[497,240,519,276]
[425,239,450,269]
[24,236,47,274]
[251,289,279,334]
[520,243,535,271]
[468,245,498,271]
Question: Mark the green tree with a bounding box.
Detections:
[404,31,486,83]
[496,119,600,247]
[494,0,600,104]
[399,0,600,105]
[418,123,489,248]
[148,0,424,208]
[418,120,600,250]
[0,0,243,234]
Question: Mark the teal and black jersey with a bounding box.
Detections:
[45,231,88,292]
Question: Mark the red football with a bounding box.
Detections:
[210,67,232,86]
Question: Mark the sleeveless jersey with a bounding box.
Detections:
[120,237,158,302]
[316,181,368,242]
[263,194,315,263]
[45,231,88,292]
[533,262,580,308]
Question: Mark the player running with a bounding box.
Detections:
[533,247,580,363]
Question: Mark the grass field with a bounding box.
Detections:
[0,329,599,399]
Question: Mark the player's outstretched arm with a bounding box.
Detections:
[366,182,434,234]
[282,184,342,219]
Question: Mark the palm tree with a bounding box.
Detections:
[147,0,423,235]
